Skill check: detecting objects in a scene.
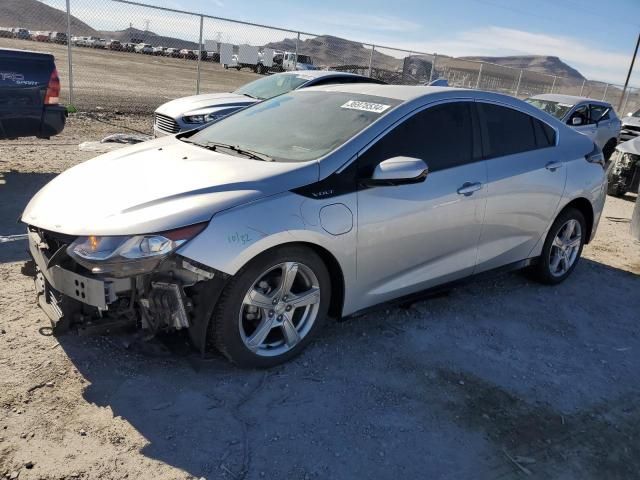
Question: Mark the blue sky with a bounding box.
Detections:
[53,0,640,84]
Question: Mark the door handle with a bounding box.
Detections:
[457,182,482,196]
[545,161,563,172]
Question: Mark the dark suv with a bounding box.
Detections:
[0,48,67,139]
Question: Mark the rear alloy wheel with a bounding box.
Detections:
[210,247,330,368]
[532,208,586,284]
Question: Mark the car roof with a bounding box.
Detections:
[300,83,468,101]
[530,93,611,107]
[282,70,374,81]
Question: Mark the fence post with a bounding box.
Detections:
[294,32,300,70]
[579,79,586,96]
[368,45,375,77]
[602,83,609,101]
[514,69,523,97]
[429,54,437,83]
[475,63,483,89]
[65,0,74,107]
[621,89,631,115]
[196,15,203,94]
[551,76,557,93]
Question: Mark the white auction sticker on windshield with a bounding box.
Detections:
[341,100,391,113]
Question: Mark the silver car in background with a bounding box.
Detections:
[153,70,385,136]
[607,135,640,197]
[620,108,640,142]
[525,94,620,159]
[22,85,606,368]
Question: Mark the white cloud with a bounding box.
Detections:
[308,13,421,34]
[390,26,637,85]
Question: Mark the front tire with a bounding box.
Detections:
[531,208,586,285]
[209,246,331,368]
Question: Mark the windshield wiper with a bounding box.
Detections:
[241,92,258,99]
[201,141,274,162]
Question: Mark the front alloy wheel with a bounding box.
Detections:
[209,246,330,368]
[240,262,321,357]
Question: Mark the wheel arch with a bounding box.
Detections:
[559,197,594,243]
[236,241,346,320]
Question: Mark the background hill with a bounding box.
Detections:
[461,55,585,80]
[2,0,586,81]
[0,0,96,35]
[265,35,402,70]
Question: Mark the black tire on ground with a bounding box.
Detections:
[603,139,617,161]
[209,246,331,368]
[531,207,586,285]
[607,172,626,197]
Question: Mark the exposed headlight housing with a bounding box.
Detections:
[67,223,206,277]
[183,112,226,124]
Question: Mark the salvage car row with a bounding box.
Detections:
[1,26,308,71]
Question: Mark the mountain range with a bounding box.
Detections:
[3,0,586,80]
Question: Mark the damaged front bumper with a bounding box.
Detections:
[27,227,228,352]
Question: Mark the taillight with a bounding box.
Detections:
[44,68,60,105]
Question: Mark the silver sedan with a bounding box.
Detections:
[23,84,606,367]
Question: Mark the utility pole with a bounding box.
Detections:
[618,32,640,112]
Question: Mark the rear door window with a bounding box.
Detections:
[477,103,550,158]
[590,104,610,122]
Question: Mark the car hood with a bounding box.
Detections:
[155,92,257,117]
[617,135,640,155]
[22,136,319,236]
[622,116,640,127]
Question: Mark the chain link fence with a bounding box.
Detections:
[2,0,639,131]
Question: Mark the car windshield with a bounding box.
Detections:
[631,109,640,118]
[234,74,312,100]
[525,98,573,119]
[297,55,313,64]
[189,91,401,162]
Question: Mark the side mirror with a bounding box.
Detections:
[364,157,428,186]
[571,117,583,126]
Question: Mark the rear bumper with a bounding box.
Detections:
[39,105,67,139]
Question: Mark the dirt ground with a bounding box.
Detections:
[1,116,640,480]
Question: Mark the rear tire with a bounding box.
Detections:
[603,139,617,161]
[531,208,586,285]
[209,246,331,368]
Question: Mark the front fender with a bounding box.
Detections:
[178,191,358,312]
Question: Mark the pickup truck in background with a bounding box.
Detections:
[0,48,67,140]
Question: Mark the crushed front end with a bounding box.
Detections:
[27,225,228,352]
[608,150,640,196]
